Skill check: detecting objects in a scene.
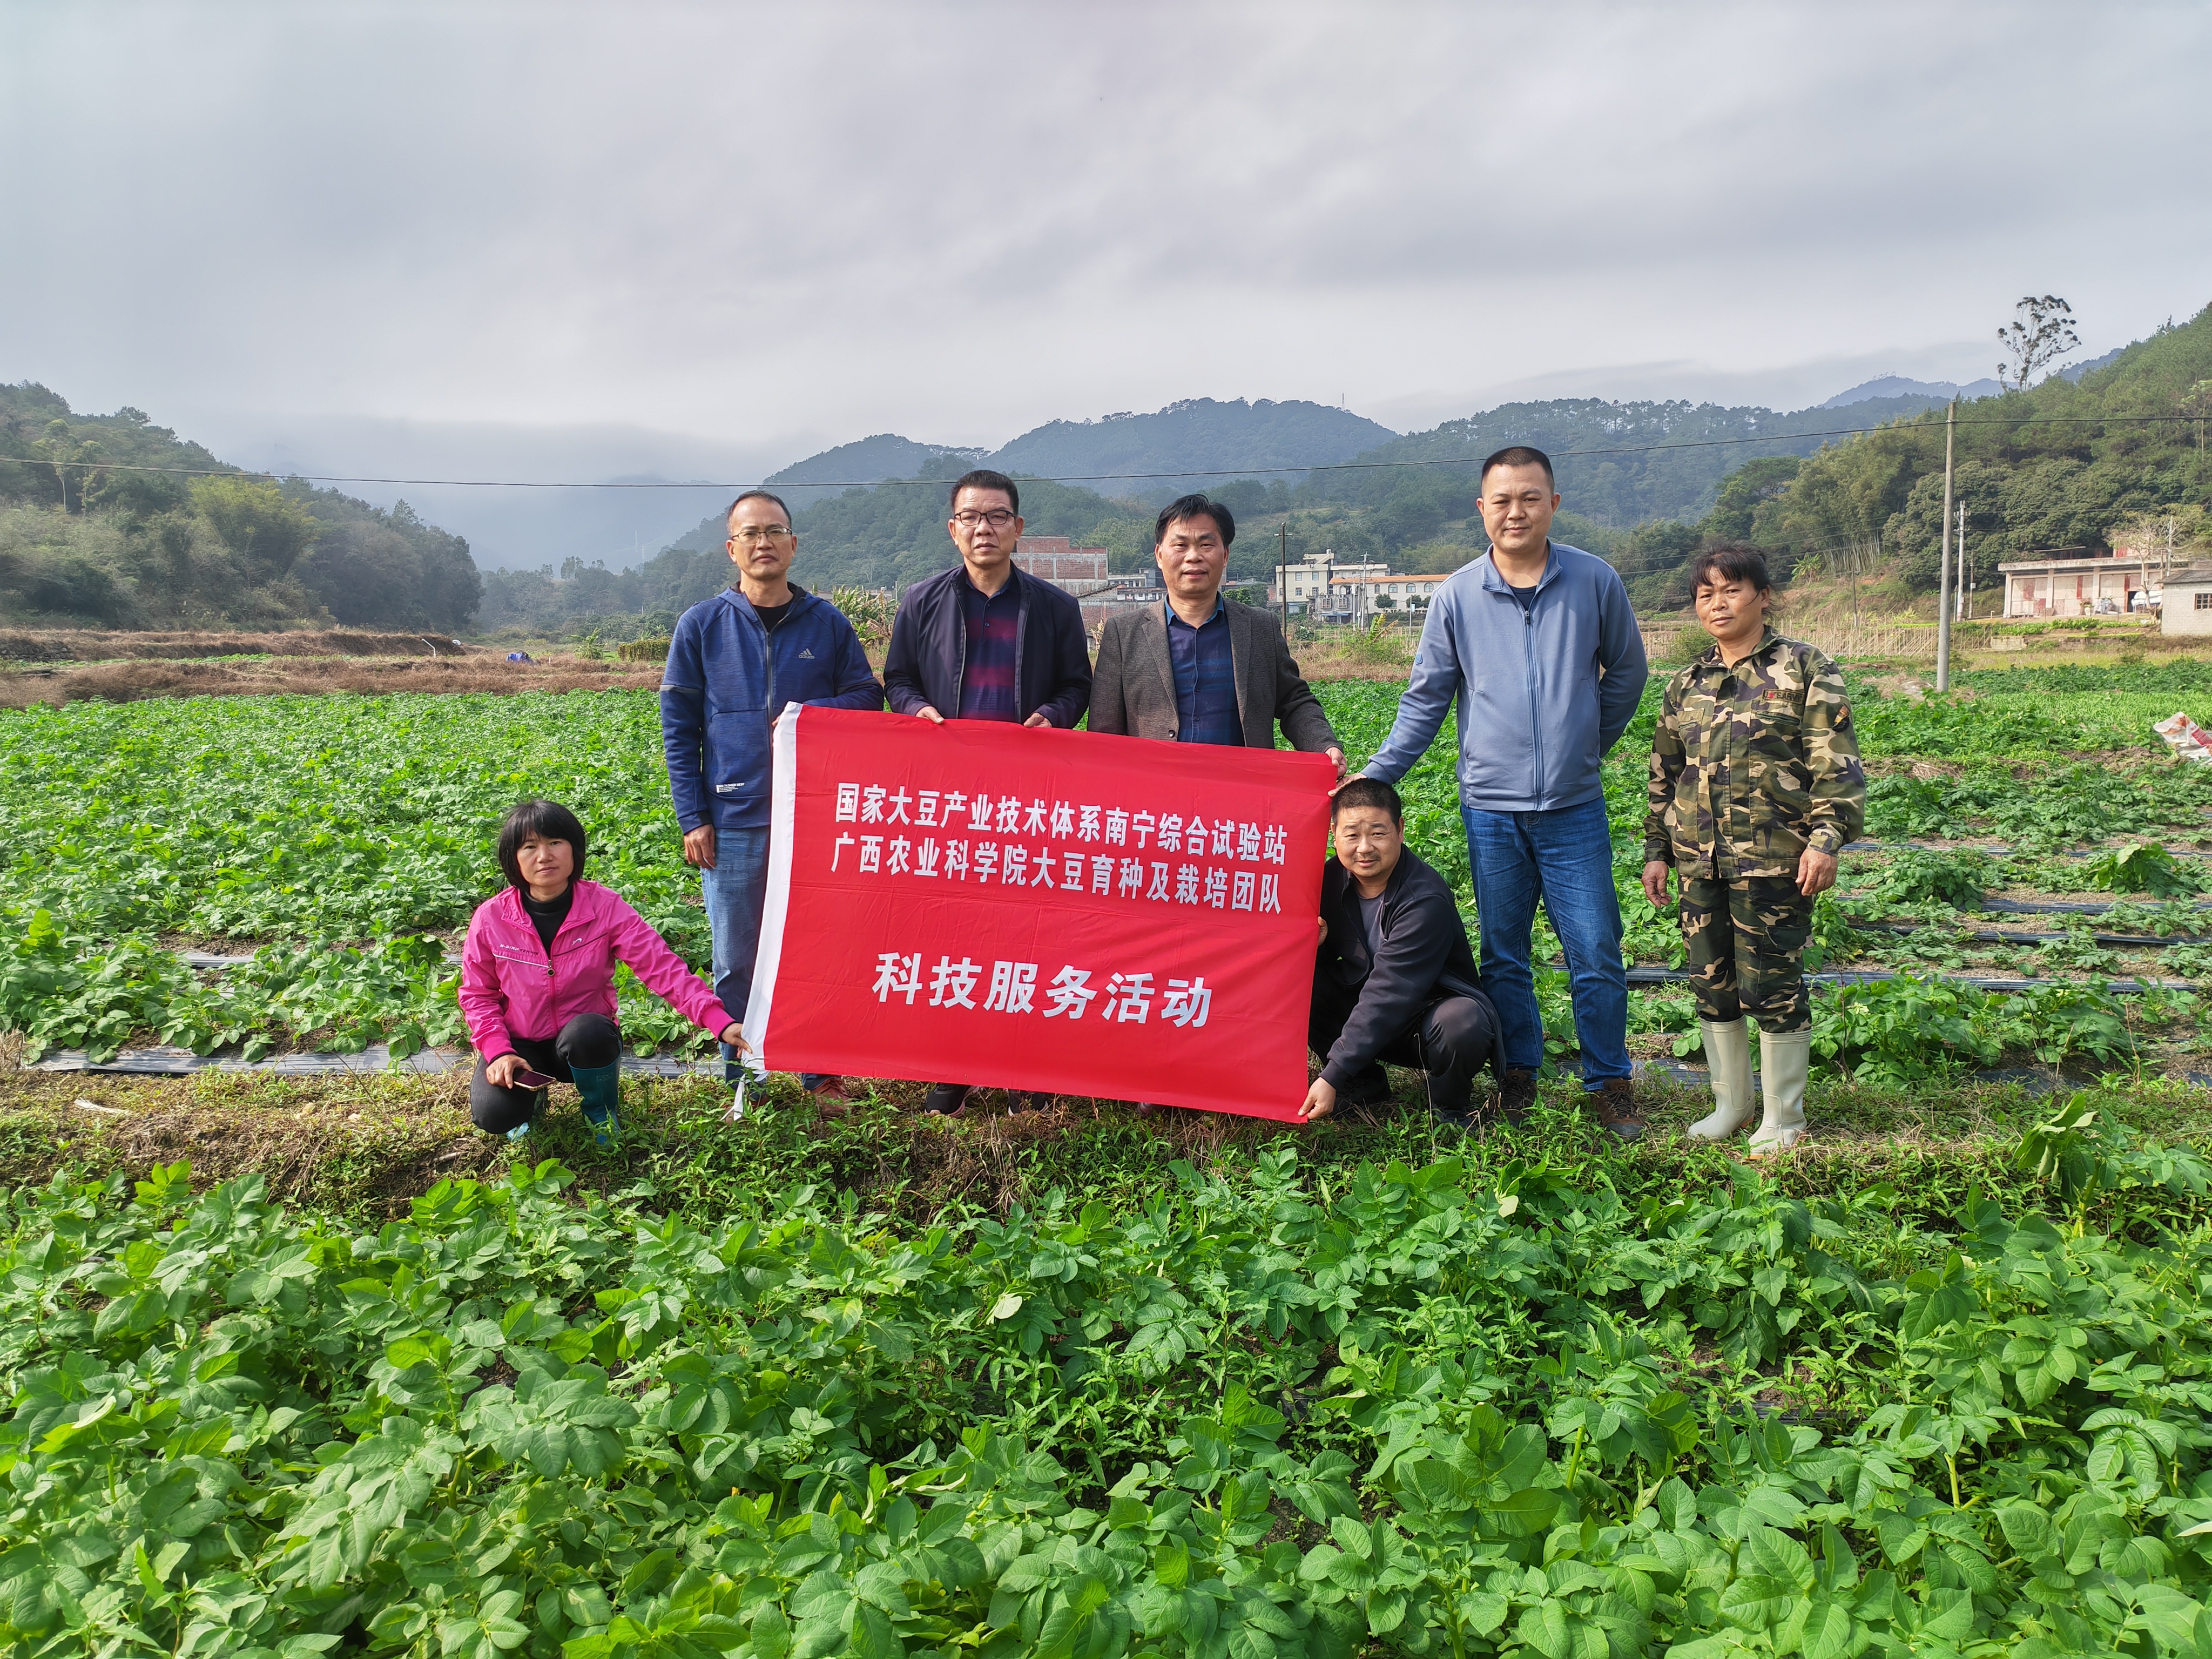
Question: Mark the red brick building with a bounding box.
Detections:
[1014,537,1121,628]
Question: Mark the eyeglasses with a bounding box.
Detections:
[727,526,793,545]
[952,510,1017,529]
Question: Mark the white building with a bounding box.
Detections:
[1999,550,2152,618]
[1310,572,1449,621]
[1267,553,1447,618]
[1270,554,1390,609]
[2160,565,2212,636]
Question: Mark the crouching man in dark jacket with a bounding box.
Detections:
[1300,778,1500,1128]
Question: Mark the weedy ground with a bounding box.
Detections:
[9,1062,2210,1226]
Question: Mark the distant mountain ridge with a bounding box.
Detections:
[988,397,1396,490]
[1818,346,2128,409]
[1820,375,2005,408]
[764,434,983,509]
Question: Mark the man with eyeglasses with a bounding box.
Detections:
[662,489,884,1120]
[884,467,1091,1116]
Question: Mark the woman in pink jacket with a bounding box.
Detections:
[459,799,747,1146]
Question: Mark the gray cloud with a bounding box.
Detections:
[3,0,2207,567]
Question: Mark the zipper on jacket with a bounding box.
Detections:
[763,611,779,733]
[954,576,968,718]
[1011,572,1027,723]
[1522,591,1545,808]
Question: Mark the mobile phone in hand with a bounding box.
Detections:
[511,1068,558,1090]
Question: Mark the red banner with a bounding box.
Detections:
[744,707,1333,1120]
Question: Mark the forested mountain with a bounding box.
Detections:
[1297,392,1956,530]
[762,433,984,511]
[483,308,2212,637]
[990,397,1394,491]
[479,454,1151,633]
[477,387,1971,632]
[1701,303,2212,601]
[0,383,481,631]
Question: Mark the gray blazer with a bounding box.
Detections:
[1088,595,1340,753]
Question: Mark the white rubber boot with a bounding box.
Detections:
[1687,1019,1756,1142]
[1748,1030,1811,1154]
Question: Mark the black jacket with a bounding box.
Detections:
[883,564,1092,728]
[1313,848,1485,1089]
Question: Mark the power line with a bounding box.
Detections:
[5,413,2205,493]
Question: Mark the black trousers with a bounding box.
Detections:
[1309,994,1499,1122]
[470,1013,621,1134]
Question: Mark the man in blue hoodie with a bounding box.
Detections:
[662,489,885,1116]
[1355,447,1650,1138]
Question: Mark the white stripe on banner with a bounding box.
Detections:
[741,702,804,1065]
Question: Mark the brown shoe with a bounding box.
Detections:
[810,1076,850,1120]
[1593,1076,1644,1143]
[1496,1068,1538,1125]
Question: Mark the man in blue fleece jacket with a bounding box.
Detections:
[1357,447,1650,1138]
[661,489,884,1116]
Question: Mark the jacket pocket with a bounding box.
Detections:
[704,711,768,801]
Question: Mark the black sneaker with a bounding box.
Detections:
[1011,1092,1051,1114]
[921,1083,970,1116]
[1496,1068,1538,1125]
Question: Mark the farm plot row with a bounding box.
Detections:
[9,1110,2212,1659]
[9,666,2212,1075]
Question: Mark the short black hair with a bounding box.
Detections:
[1331,777,1403,824]
[497,799,589,889]
[1686,541,1773,595]
[1154,493,1236,549]
[949,469,1020,516]
[1479,445,1555,489]
[726,489,791,529]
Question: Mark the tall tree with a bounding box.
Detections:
[1997,295,2080,391]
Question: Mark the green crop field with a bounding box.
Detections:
[13,662,2212,1656]
[11,664,2212,1074]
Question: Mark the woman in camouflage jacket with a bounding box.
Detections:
[1640,544,1865,1152]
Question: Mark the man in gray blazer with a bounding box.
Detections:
[1089,493,1344,773]
[1090,493,1344,1118]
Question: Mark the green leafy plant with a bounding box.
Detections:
[2086,841,2208,899]
[1871,846,1998,909]
[4,1137,2212,1659]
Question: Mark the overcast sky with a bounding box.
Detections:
[5,1,2209,567]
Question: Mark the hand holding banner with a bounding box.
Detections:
[744,708,1332,1119]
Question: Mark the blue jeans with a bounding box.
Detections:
[1461,798,1630,1088]
[700,826,830,1090]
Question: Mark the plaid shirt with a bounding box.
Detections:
[956,566,1022,721]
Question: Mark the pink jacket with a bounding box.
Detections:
[458,880,733,1058]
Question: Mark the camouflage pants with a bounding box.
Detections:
[1678,875,1813,1033]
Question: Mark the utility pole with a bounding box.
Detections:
[1936,397,1957,692]
[1955,502,1969,623]
[1278,521,1289,635]
[1851,537,1862,651]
